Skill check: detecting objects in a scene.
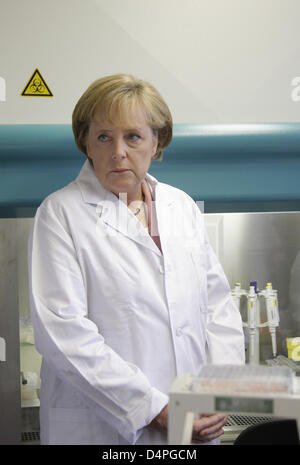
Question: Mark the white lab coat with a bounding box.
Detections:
[28,160,245,445]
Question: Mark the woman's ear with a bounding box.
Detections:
[84,125,92,157]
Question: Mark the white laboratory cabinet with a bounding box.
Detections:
[0,220,22,444]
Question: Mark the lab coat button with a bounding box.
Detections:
[176,328,182,337]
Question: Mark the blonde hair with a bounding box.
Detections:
[72,74,173,161]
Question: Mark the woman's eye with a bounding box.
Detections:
[128,133,141,141]
[98,134,109,142]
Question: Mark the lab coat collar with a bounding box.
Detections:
[75,160,170,255]
[75,159,114,204]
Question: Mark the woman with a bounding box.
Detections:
[28,74,245,445]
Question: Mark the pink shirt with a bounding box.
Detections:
[141,179,162,254]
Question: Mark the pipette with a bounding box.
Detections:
[265,283,280,357]
[247,285,258,365]
[232,282,245,310]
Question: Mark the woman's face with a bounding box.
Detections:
[86,106,158,203]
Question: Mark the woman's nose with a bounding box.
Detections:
[112,137,127,159]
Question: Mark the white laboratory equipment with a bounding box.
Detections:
[260,283,280,358]
[247,285,259,364]
[232,282,280,364]
[0,336,6,362]
[20,371,40,407]
[168,364,300,445]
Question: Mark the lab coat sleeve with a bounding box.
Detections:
[203,225,245,365]
[28,200,168,444]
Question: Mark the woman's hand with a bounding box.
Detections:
[191,413,227,443]
[149,405,227,443]
[149,405,169,431]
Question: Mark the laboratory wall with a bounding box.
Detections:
[0,0,300,124]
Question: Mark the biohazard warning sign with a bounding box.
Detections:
[21,68,53,97]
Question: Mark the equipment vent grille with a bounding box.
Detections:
[21,431,40,442]
[226,415,273,427]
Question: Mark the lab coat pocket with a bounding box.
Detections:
[49,407,118,445]
[190,251,208,313]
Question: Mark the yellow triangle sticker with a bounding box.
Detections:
[21,68,53,97]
